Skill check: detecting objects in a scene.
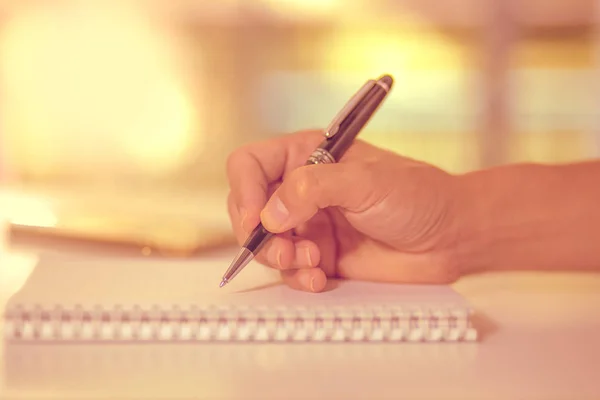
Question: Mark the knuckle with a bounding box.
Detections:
[356,155,383,174]
[288,167,319,202]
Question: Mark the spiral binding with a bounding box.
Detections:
[3,304,477,342]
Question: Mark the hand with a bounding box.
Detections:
[226,130,463,292]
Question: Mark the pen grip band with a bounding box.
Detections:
[307,148,336,165]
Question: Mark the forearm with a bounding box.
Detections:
[457,160,600,274]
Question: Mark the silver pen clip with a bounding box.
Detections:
[324,79,376,138]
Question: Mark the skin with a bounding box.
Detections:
[226,130,600,292]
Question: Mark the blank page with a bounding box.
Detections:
[3,250,471,312]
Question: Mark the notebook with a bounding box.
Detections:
[2,250,478,343]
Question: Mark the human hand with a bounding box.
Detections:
[226,130,463,292]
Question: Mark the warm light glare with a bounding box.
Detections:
[0,193,45,302]
[0,1,201,179]
[0,192,48,338]
[262,0,341,16]
[325,25,465,76]
[0,192,57,228]
[0,252,39,300]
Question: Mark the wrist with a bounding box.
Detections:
[452,165,547,275]
[452,161,600,275]
[452,170,494,276]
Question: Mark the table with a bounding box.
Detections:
[1,237,600,399]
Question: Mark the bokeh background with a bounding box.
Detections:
[0,0,597,251]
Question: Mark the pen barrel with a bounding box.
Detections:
[242,223,273,254]
[319,86,389,162]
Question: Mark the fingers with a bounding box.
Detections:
[229,189,331,292]
[227,130,387,236]
[293,210,337,278]
[336,245,460,285]
[226,130,390,293]
[279,211,336,293]
[259,236,320,270]
[226,130,325,229]
[227,190,249,243]
[228,190,319,268]
[281,267,327,293]
[260,161,385,233]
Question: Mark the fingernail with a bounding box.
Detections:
[268,245,281,268]
[294,245,313,267]
[261,196,289,230]
[299,273,313,291]
[239,207,248,232]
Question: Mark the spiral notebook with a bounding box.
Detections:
[2,251,478,343]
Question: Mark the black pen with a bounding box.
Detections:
[219,74,394,287]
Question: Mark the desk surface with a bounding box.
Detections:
[1,238,600,400]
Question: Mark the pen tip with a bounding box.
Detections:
[219,279,228,288]
[377,74,393,91]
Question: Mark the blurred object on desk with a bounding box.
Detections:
[0,186,235,257]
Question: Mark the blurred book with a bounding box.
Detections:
[0,184,236,257]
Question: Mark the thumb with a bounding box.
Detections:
[260,163,378,233]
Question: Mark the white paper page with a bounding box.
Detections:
[4,250,471,313]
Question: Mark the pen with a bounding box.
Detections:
[219,74,394,287]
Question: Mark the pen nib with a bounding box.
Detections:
[219,279,228,288]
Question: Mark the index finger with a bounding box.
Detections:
[226,130,324,230]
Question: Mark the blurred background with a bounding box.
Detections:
[0,0,597,254]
